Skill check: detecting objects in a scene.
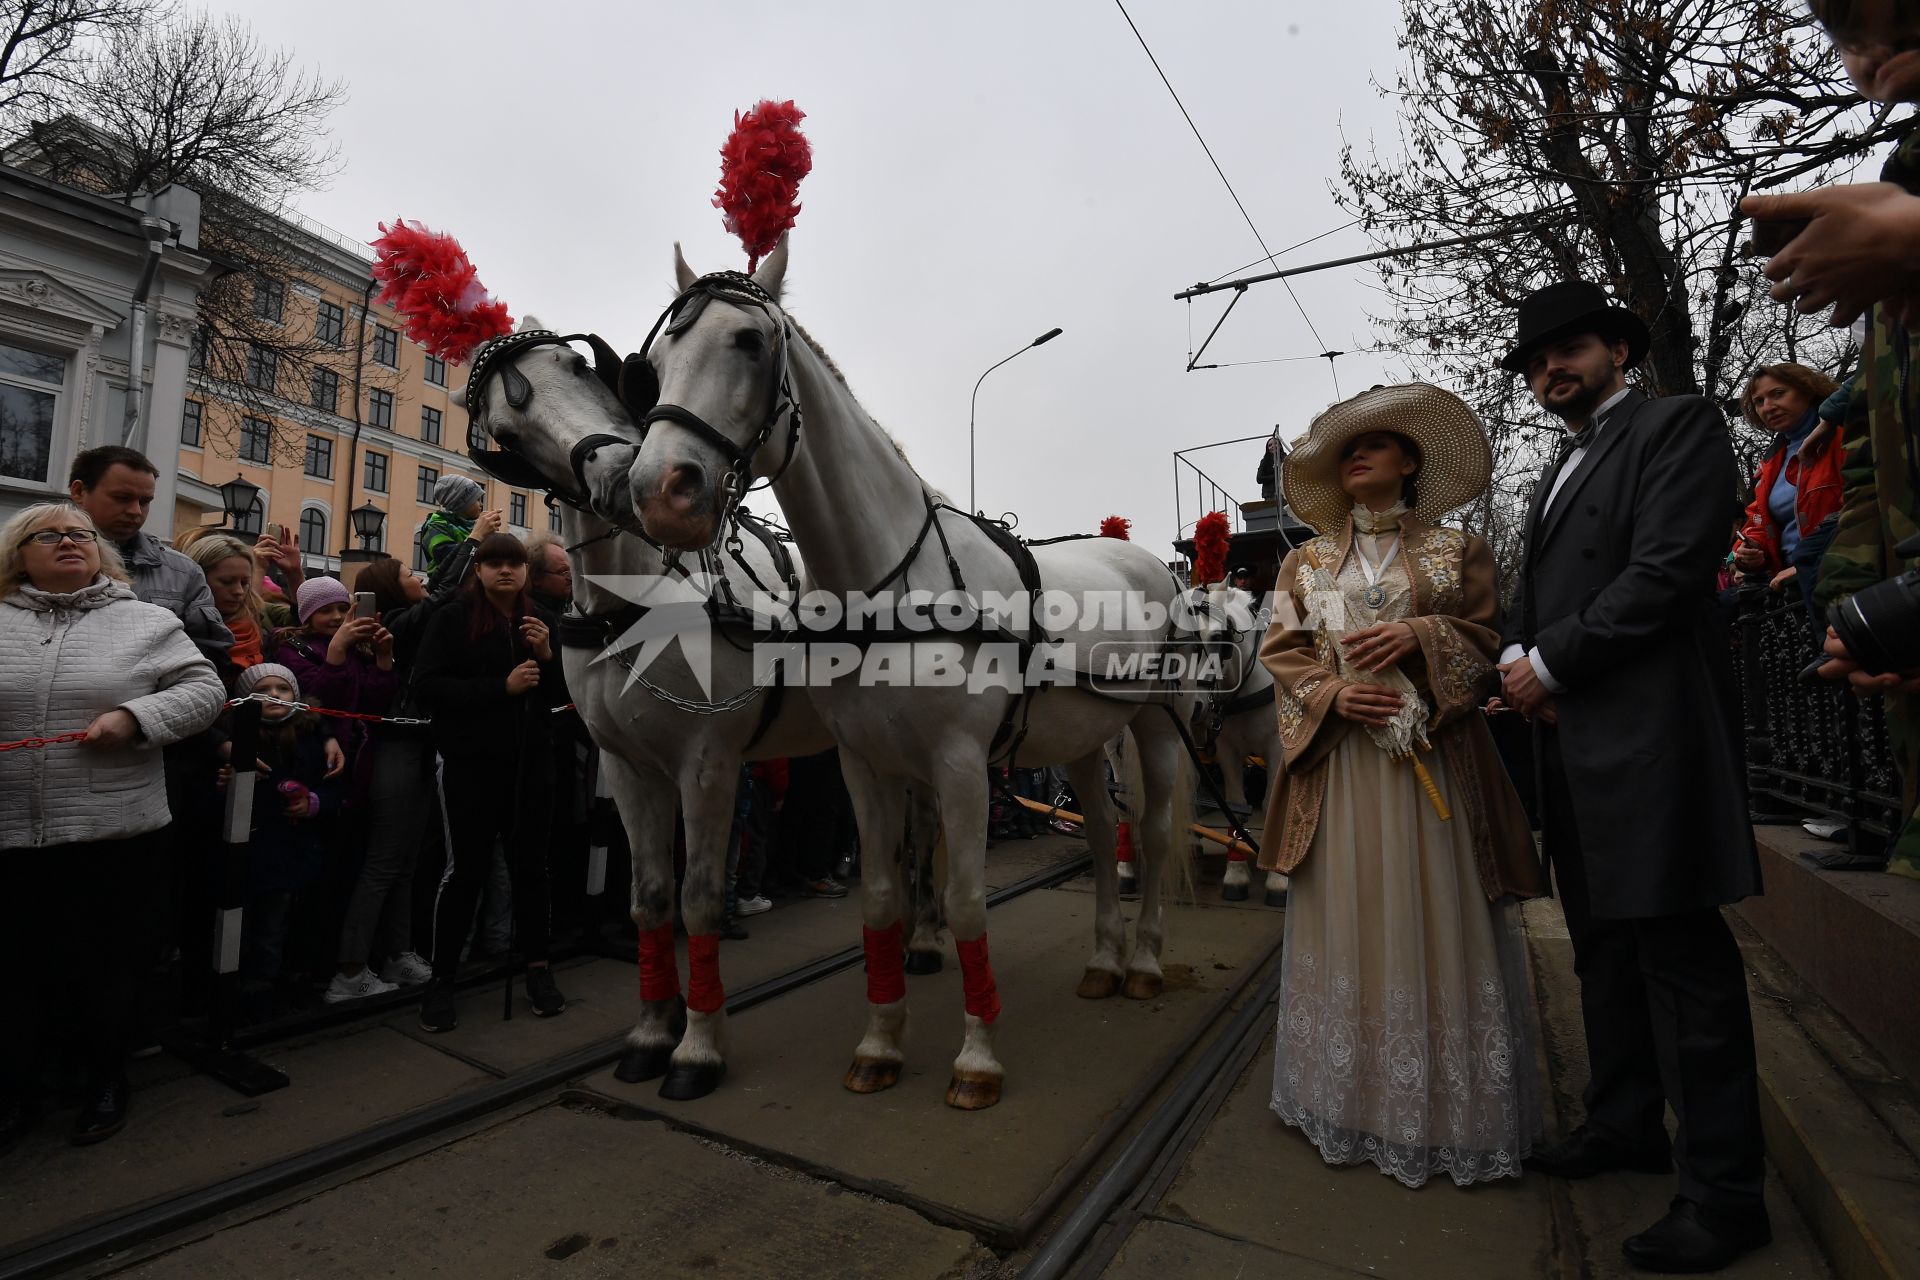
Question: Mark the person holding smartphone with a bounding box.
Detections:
[269,577,398,774]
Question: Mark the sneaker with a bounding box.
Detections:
[419,982,458,1033]
[379,951,434,986]
[735,896,773,917]
[325,968,400,1004]
[525,967,566,1018]
[802,877,849,899]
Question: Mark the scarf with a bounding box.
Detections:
[227,613,265,668]
[1349,501,1408,534]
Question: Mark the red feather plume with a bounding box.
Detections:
[1191,511,1231,587]
[369,219,513,364]
[1099,515,1132,540]
[712,100,813,272]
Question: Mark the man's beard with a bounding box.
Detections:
[1540,372,1608,423]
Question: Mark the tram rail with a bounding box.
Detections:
[0,851,1097,1280]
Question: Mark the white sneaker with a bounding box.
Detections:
[325,968,400,1004]
[736,895,773,917]
[380,951,434,986]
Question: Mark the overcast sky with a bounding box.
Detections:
[246,0,1424,552]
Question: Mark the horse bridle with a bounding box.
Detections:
[463,327,658,517]
[633,271,805,531]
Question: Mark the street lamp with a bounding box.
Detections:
[350,500,387,551]
[970,326,1063,514]
[218,474,261,538]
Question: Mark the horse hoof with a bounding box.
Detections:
[614,1042,674,1084]
[1076,968,1122,1000]
[1264,887,1289,908]
[1220,881,1250,902]
[944,1071,1002,1110]
[658,1060,726,1101]
[904,950,943,976]
[1123,971,1163,1000]
[843,1058,902,1093]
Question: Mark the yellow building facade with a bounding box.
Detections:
[171,212,555,575]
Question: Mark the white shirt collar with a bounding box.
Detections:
[1578,385,1633,439]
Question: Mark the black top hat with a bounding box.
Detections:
[1500,280,1650,374]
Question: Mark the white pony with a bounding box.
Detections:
[1189,582,1288,907]
[626,242,1198,1109]
[465,317,941,1100]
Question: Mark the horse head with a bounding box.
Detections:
[629,238,795,550]
[1183,582,1261,697]
[465,315,642,525]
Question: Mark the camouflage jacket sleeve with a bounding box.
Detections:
[1814,337,1886,610]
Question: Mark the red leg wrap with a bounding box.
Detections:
[685,933,725,1014]
[955,935,1002,1025]
[1226,850,1248,863]
[637,922,680,1004]
[863,922,907,1005]
[1115,821,1136,864]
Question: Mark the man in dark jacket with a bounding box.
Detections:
[1497,281,1766,1274]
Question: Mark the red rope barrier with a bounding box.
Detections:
[0,731,88,753]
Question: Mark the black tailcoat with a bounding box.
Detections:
[1505,388,1762,919]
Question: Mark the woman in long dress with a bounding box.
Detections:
[1259,383,1547,1188]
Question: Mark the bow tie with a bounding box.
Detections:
[1563,421,1596,453]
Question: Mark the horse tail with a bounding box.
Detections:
[1119,718,1197,912]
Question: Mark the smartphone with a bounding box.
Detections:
[353,591,376,620]
[1745,217,1811,258]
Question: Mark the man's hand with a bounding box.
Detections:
[81,708,140,749]
[1770,566,1799,592]
[1499,656,1553,718]
[1744,184,1920,327]
[1334,683,1403,727]
[1341,621,1418,673]
[1817,627,1920,695]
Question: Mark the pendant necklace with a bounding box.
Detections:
[1354,533,1401,610]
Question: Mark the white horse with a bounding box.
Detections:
[1189,583,1288,908]
[464,317,941,1100]
[626,242,1198,1109]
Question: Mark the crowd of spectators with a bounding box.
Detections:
[0,445,860,1156]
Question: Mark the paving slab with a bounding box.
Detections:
[0,1027,490,1252]
[109,1102,991,1280]
[1156,1023,1558,1280]
[576,886,1284,1239]
[1102,1216,1365,1280]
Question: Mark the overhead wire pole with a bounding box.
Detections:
[1173,217,1572,302]
[1115,0,1344,394]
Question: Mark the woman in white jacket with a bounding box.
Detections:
[0,502,224,1154]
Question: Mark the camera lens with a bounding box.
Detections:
[1828,567,1920,677]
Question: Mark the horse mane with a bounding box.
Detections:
[786,314,951,505]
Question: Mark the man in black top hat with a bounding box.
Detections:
[1497,281,1768,1273]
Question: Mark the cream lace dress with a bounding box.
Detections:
[1269,507,1539,1188]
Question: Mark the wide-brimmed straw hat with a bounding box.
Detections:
[1282,383,1492,535]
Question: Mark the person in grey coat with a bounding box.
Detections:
[0,502,225,1155]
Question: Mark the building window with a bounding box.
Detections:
[234,495,264,539]
[412,527,430,573]
[299,507,327,557]
[549,506,562,533]
[372,324,398,368]
[424,352,447,387]
[416,464,439,504]
[303,434,332,479]
[188,326,208,370]
[364,449,388,493]
[254,277,284,323]
[180,399,202,448]
[368,387,393,429]
[244,343,277,393]
[315,301,344,346]
[509,492,527,527]
[0,339,67,485]
[239,416,273,464]
[311,367,339,413]
[419,405,441,445]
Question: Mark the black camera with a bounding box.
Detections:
[1827,531,1920,676]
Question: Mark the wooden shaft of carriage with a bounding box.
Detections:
[1009,795,1257,860]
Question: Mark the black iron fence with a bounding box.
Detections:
[1734,589,1900,857]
